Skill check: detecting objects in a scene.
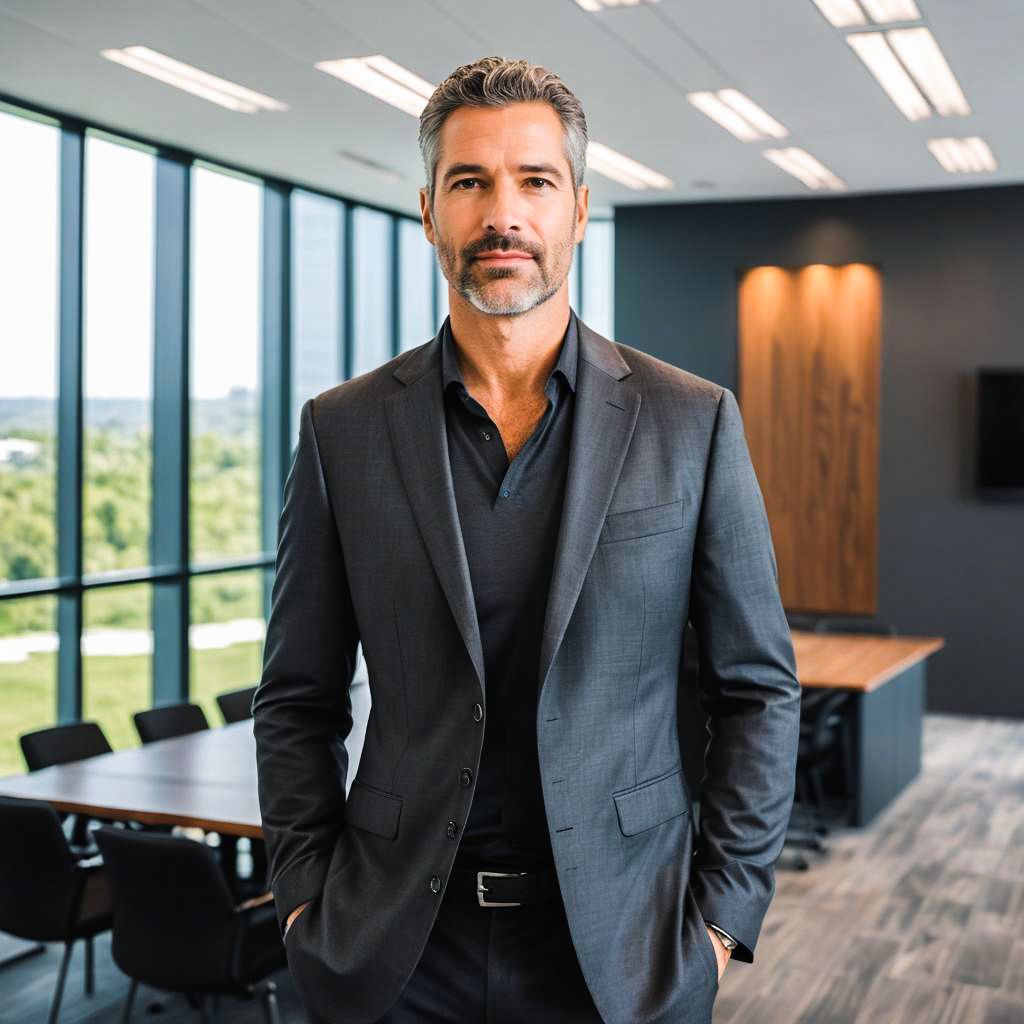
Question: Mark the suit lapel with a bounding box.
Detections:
[385,332,485,694]
[538,322,641,698]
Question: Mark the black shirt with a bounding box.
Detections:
[442,311,578,869]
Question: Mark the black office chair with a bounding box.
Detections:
[133,702,209,745]
[0,797,112,1024]
[19,721,113,771]
[215,685,258,725]
[785,612,820,633]
[19,721,115,852]
[94,826,285,1024]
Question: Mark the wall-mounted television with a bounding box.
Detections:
[976,368,1024,500]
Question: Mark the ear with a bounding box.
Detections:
[419,188,436,246]
[573,183,590,245]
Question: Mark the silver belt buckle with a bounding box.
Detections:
[477,870,526,908]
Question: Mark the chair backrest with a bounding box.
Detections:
[215,685,257,724]
[813,617,897,636]
[133,702,209,745]
[19,721,112,772]
[0,798,80,941]
[799,690,851,759]
[94,826,238,992]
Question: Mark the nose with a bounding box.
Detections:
[481,177,522,236]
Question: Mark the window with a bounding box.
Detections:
[398,219,436,351]
[83,134,156,574]
[351,207,393,376]
[190,166,263,563]
[291,190,345,441]
[581,220,615,339]
[0,110,60,585]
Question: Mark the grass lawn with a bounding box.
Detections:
[0,640,264,776]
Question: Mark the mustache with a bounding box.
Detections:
[463,233,542,261]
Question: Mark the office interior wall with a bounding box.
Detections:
[614,185,1024,718]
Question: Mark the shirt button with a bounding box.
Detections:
[501,489,510,498]
[446,820,459,839]
[472,703,483,722]
[430,876,442,894]
[482,431,491,441]
[460,768,473,788]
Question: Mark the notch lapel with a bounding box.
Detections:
[385,335,485,694]
[538,324,641,698]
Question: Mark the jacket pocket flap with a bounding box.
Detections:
[344,780,402,840]
[613,767,689,837]
[601,499,683,544]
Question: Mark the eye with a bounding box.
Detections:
[452,178,482,190]
[526,178,551,188]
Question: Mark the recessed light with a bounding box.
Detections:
[688,90,788,142]
[927,137,996,173]
[887,27,970,116]
[763,147,846,190]
[586,142,673,189]
[574,0,662,10]
[860,0,921,23]
[100,46,288,113]
[336,150,404,183]
[846,32,931,120]
[810,0,868,28]
[316,55,435,117]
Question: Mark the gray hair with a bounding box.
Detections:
[419,56,588,203]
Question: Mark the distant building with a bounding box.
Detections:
[0,437,41,465]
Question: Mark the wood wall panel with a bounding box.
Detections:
[738,264,881,615]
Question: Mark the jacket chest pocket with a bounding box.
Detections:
[599,499,683,545]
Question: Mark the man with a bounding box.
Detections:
[253,56,800,1024]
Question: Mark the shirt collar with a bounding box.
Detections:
[441,309,579,396]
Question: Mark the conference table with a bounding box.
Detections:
[790,630,945,826]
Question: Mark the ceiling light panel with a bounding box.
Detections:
[586,142,673,189]
[860,0,921,22]
[927,137,996,173]
[688,90,788,141]
[764,147,846,191]
[100,47,288,113]
[846,32,931,120]
[887,27,970,116]
[315,56,435,117]
[810,0,868,28]
[574,0,662,10]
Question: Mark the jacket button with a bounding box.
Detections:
[460,768,473,788]
[472,703,483,722]
[446,820,459,839]
[430,876,442,894]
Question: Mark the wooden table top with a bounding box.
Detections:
[0,720,263,837]
[791,631,945,692]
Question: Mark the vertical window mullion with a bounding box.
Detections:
[342,203,353,381]
[151,152,191,706]
[390,215,401,358]
[56,124,85,723]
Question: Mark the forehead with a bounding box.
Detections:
[437,102,569,171]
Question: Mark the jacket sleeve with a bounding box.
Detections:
[687,387,801,963]
[252,397,360,936]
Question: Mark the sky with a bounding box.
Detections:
[0,110,259,401]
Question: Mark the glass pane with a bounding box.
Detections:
[82,583,152,750]
[581,220,615,338]
[190,570,265,726]
[398,218,435,351]
[190,166,262,563]
[0,595,58,775]
[568,242,581,312]
[351,207,393,377]
[435,261,450,328]
[0,110,60,584]
[291,190,345,442]
[83,135,155,574]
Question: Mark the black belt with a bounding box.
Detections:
[450,864,557,908]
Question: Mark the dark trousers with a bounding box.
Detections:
[374,868,604,1023]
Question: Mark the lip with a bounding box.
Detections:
[474,251,534,261]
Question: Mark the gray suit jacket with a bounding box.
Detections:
[252,318,801,1024]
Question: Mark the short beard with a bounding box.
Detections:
[435,222,576,317]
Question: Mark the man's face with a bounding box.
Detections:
[420,102,588,317]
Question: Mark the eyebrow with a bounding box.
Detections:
[442,162,566,185]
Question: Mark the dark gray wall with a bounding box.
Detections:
[615,185,1024,718]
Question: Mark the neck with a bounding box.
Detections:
[447,287,570,400]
